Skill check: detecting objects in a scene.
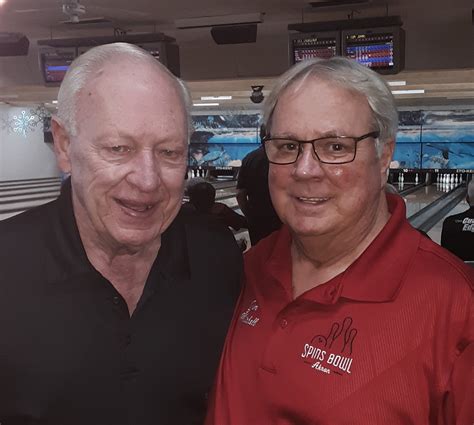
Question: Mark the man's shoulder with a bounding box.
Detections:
[176,207,241,249]
[0,201,60,286]
[415,236,474,292]
[443,208,473,225]
[0,201,56,246]
[244,228,282,264]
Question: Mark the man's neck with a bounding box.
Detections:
[291,197,391,298]
[75,214,161,315]
[86,240,161,316]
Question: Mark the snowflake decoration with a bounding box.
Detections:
[12,110,36,137]
[29,106,51,129]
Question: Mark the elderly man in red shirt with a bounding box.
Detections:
[206,57,473,425]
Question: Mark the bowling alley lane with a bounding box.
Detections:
[403,183,455,218]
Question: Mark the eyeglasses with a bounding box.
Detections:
[262,131,380,165]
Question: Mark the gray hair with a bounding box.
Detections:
[56,42,192,137]
[262,56,398,156]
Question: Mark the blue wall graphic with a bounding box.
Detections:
[391,110,474,171]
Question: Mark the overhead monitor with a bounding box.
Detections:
[342,26,405,74]
[289,31,340,65]
[38,40,181,86]
[39,47,77,87]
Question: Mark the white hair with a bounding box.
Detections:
[262,56,398,156]
[56,42,192,137]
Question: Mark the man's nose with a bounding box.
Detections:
[128,150,161,191]
[292,144,325,179]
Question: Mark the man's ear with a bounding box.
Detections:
[51,117,72,173]
[379,138,395,179]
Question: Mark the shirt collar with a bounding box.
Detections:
[340,194,420,302]
[51,177,191,283]
[264,194,420,303]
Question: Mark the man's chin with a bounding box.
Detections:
[108,228,161,252]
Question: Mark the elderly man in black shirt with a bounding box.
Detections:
[0,43,242,425]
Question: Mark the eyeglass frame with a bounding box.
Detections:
[261,131,380,165]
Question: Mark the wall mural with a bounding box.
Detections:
[189,113,260,168]
[190,110,474,171]
[392,109,474,171]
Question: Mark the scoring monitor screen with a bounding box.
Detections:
[343,31,396,71]
[289,32,339,65]
[40,50,76,85]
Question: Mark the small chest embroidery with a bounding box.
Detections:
[239,299,260,327]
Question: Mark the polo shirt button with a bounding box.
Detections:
[280,319,288,329]
[124,335,131,346]
[112,296,120,305]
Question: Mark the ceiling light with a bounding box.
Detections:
[52,100,58,104]
[175,13,263,29]
[193,102,220,106]
[200,96,232,101]
[0,0,6,6]
[387,81,407,86]
[391,89,425,95]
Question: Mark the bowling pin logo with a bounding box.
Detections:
[301,317,358,376]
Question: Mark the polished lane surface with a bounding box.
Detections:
[400,182,455,218]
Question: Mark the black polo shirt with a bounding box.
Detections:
[0,180,242,425]
[441,206,474,261]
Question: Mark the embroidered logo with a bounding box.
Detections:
[461,217,474,232]
[239,299,260,327]
[300,317,357,376]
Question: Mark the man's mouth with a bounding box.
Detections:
[117,199,156,213]
[296,196,330,204]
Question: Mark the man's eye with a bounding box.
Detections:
[110,145,131,154]
[273,140,298,152]
[161,149,177,157]
[282,142,298,152]
[329,143,344,152]
[159,149,185,161]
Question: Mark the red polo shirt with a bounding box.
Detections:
[206,194,473,425]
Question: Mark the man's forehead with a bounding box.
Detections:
[86,60,172,91]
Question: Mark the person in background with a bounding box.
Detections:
[186,181,248,232]
[441,179,474,261]
[236,145,282,245]
[0,43,242,425]
[206,57,473,425]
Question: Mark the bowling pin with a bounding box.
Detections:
[415,173,419,183]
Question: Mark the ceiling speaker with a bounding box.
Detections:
[211,24,257,44]
[0,32,30,56]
